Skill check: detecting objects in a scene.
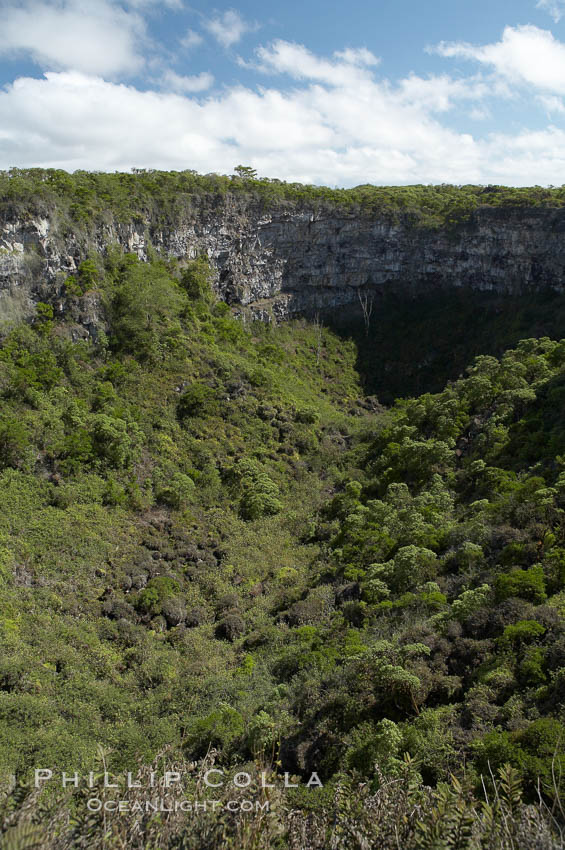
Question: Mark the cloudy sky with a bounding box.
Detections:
[2,0,565,185]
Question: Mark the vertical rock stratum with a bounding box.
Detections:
[2,192,565,331]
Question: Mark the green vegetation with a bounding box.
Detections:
[0,244,564,847]
[331,288,565,402]
[3,167,565,229]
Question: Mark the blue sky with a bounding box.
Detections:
[1,0,565,185]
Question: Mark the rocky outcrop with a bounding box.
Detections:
[2,197,565,329]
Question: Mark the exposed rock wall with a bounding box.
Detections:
[2,198,565,328]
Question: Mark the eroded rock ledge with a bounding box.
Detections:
[2,199,565,330]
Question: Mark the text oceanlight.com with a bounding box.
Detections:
[33,768,324,816]
[86,798,272,814]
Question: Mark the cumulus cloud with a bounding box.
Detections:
[0,58,535,186]
[180,30,204,50]
[480,126,565,184]
[538,94,565,114]
[161,70,213,93]
[253,40,379,87]
[469,106,491,120]
[0,66,465,179]
[0,0,146,77]
[1,37,565,187]
[435,25,565,95]
[204,9,254,48]
[536,0,565,22]
[396,74,489,112]
[333,47,380,66]
[128,0,182,7]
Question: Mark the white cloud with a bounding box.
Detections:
[125,0,182,7]
[0,0,146,76]
[254,40,377,86]
[478,126,565,184]
[0,63,506,185]
[180,29,204,50]
[536,0,565,22]
[333,47,380,67]
[538,94,565,113]
[133,0,182,7]
[1,39,565,187]
[396,74,488,112]
[469,106,491,120]
[204,9,254,48]
[435,25,565,95]
[161,70,213,93]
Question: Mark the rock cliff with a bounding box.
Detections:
[2,196,565,330]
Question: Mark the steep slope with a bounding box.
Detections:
[3,171,565,333]
[0,173,565,849]
[0,251,563,797]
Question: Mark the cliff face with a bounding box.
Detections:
[2,198,565,330]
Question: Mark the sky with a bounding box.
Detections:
[2,1,565,186]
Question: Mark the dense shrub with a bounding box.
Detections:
[178,383,219,419]
[495,566,547,604]
[0,239,563,837]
